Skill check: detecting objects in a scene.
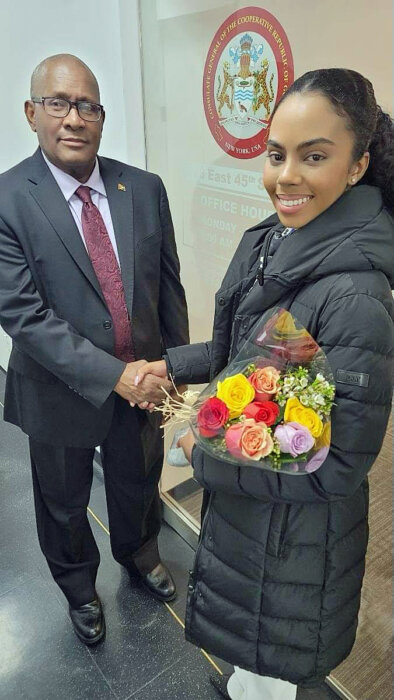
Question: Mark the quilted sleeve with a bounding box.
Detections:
[165,341,212,384]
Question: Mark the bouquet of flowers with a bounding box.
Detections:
[161,308,335,475]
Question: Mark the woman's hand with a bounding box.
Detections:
[177,429,196,464]
[134,359,168,386]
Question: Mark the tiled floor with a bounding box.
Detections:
[0,369,339,699]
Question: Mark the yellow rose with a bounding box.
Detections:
[275,311,297,334]
[315,421,331,449]
[284,397,323,438]
[216,374,255,419]
[273,311,309,339]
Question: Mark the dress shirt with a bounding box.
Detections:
[42,150,120,265]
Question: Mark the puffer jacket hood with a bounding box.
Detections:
[228,185,393,324]
[299,185,394,288]
[264,185,393,287]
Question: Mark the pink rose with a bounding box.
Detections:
[225,419,274,461]
[241,420,274,460]
[274,421,315,457]
[248,366,281,402]
[225,422,245,459]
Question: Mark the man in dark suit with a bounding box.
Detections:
[0,54,189,644]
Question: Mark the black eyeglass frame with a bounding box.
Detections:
[31,97,104,122]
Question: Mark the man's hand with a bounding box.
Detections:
[114,360,172,406]
[114,360,148,401]
[135,372,173,407]
[134,360,169,410]
[134,361,187,412]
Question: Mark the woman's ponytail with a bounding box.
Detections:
[361,107,394,215]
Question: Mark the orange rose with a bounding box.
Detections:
[248,366,281,402]
[240,418,274,461]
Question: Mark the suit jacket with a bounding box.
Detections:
[0,149,189,447]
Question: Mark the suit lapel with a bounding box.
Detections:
[99,157,135,318]
[27,150,105,303]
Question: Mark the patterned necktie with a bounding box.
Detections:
[76,185,134,361]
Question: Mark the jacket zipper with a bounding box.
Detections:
[257,228,277,286]
[187,491,214,605]
[228,316,242,360]
[256,226,295,286]
[229,230,286,357]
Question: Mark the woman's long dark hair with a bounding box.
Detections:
[273,69,394,215]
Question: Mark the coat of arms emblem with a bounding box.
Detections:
[203,9,294,159]
[217,34,275,125]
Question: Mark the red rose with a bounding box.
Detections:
[243,401,280,426]
[197,397,229,438]
[285,337,320,363]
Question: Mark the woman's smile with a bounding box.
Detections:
[276,194,314,214]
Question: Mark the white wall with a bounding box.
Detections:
[0,0,129,171]
[0,0,146,368]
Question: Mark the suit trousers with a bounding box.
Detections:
[29,395,163,608]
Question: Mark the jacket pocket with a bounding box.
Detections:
[266,503,290,558]
[136,229,161,249]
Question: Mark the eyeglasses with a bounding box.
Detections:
[31,97,104,122]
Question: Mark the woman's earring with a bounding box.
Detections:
[351,177,357,184]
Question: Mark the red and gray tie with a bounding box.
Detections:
[76,185,134,361]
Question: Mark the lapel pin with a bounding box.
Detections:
[117,183,126,191]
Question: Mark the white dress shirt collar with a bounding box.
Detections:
[41,150,107,201]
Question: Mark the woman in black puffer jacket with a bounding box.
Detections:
[138,69,394,700]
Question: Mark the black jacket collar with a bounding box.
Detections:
[234,185,392,316]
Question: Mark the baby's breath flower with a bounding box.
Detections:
[276,365,335,416]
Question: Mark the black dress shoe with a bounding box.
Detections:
[69,597,105,645]
[141,562,177,602]
[210,673,232,698]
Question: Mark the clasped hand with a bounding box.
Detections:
[114,359,172,410]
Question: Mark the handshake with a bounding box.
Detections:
[114,359,175,410]
[114,359,196,461]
